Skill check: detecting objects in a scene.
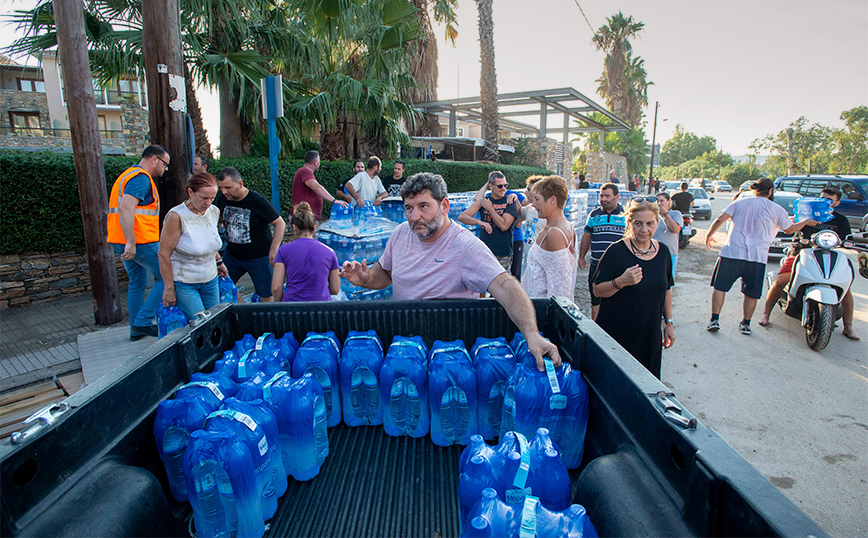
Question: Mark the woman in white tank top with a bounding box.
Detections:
[521,176,578,300]
[158,172,227,321]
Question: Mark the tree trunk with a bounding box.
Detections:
[184,63,211,157]
[219,76,245,157]
[320,129,345,161]
[53,0,122,325]
[408,0,441,137]
[476,0,499,162]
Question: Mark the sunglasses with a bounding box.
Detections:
[631,196,658,203]
[493,183,508,189]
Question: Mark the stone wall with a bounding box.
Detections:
[0,251,128,309]
[506,137,573,177]
[120,103,149,154]
[586,151,628,184]
[0,89,50,132]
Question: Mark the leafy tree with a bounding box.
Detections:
[476,0,499,161]
[831,106,868,173]
[659,124,717,167]
[750,116,835,176]
[573,112,648,177]
[592,12,648,127]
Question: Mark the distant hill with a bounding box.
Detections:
[732,154,768,165]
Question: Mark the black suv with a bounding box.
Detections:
[774,175,868,232]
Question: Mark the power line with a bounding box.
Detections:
[573,0,595,34]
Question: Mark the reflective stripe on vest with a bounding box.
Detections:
[106,166,160,244]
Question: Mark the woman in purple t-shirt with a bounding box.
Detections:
[271,202,339,301]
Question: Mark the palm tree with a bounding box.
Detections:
[476,0,499,162]
[592,12,645,126]
[597,51,651,127]
[406,0,459,137]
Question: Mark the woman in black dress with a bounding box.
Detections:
[593,198,676,379]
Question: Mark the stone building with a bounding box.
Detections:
[0,51,149,155]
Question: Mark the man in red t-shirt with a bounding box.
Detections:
[291,150,349,218]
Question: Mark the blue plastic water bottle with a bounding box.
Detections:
[527,428,571,511]
[428,340,478,446]
[157,303,188,338]
[204,402,277,521]
[184,429,263,538]
[459,434,497,475]
[472,337,517,440]
[292,332,343,427]
[218,276,238,304]
[234,371,271,402]
[380,336,430,438]
[154,394,214,502]
[339,330,384,427]
[233,334,257,359]
[221,398,288,499]
[793,197,833,223]
[330,203,353,230]
[175,380,228,412]
[189,371,238,400]
[276,333,300,371]
[265,372,329,481]
[461,489,599,538]
[459,454,499,529]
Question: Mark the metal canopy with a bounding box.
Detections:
[414,87,632,146]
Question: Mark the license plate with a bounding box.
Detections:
[682,227,692,236]
[770,241,788,248]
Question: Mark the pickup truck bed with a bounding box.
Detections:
[1,299,826,537]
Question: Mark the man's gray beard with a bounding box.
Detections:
[413,212,443,240]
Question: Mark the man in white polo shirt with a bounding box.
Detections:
[339,172,561,370]
[346,156,388,207]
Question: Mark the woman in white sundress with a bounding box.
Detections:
[521,175,577,299]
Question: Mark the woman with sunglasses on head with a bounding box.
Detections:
[521,176,577,299]
[592,198,675,379]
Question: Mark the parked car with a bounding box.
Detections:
[738,180,753,192]
[733,189,803,258]
[687,187,713,219]
[713,180,732,193]
[690,178,714,191]
[774,175,868,232]
[665,180,685,191]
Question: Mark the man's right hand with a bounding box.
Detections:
[355,198,365,207]
[480,222,493,234]
[121,243,136,261]
[162,288,177,306]
[578,256,586,270]
[339,259,369,286]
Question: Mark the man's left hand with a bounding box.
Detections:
[269,249,278,266]
[373,198,382,206]
[527,333,561,372]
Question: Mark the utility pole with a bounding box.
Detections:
[53,0,121,325]
[648,101,659,193]
[142,0,189,222]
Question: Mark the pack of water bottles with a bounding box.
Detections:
[317,230,393,266]
[448,192,482,234]
[459,429,579,525]
[792,197,834,223]
[381,198,406,223]
[462,488,598,538]
[564,191,590,239]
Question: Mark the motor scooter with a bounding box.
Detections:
[768,231,856,351]
[678,212,697,249]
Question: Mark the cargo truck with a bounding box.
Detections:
[0,298,827,537]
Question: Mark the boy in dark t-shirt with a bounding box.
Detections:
[380,160,407,197]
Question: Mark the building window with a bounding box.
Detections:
[457,127,465,136]
[17,78,45,92]
[9,112,42,135]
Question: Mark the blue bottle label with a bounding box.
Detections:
[511,432,531,492]
[255,333,273,351]
[544,358,561,394]
[345,334,383,353]
[471,341,509,355]
[390,340,426,357]
[238,350,251,378]
[303,334,340,353]
[181,381,225,401]
[430,345,471,362]
[194,471,216,493]
[506,486,532,505]
[550,394,568,410]
[262,371,287,404]
[257,435,268,456]
[209,409,257,432]
[519,496,539,538]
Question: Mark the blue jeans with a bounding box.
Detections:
[113,242,163,329]
[671,254,678,282]
[223,252,273,298]
[173,277,219,322]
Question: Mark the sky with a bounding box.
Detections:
[3,0,866,156]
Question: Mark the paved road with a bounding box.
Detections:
[572,191,867,537]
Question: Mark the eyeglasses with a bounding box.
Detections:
[493,183,508,189]
[156,156,170,168]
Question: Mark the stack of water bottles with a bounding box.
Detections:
[380,198,406,223]
[153,328,592,537]
[317,204,399,302]
[458,429,598,537]
[448,192,481,234]
[792,197,833,223]
[564,191,590,241]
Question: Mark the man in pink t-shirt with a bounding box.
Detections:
[340,172,562,370]
[291,150,349,219]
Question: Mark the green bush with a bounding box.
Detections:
[0,149,549,255]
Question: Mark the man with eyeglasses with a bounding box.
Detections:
[459,171,521,272]
[107,145,169,340]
